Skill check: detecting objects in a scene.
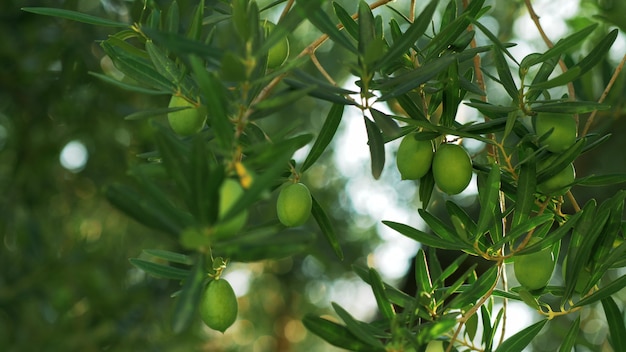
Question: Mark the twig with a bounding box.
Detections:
[582,53,626,136]
[524,0,577,118]
[279,0,295,21]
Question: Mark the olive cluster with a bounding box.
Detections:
[396,133,473,195]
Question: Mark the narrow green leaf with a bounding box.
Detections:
[129,258,190,280]
[532,101,611,114]
[419,170,435,208]
[146,40,183,84]
[382,220,469,250]
[358,0,376,68]
[307,4,356,52]
[165,1,180,33]
[153,127,192,199]
[186,0,204,41]
[575,29,618,75]
[493,45,519,102]
[476,164,501,236]
[577,173,626,187]
[526,57,559,102]
[101,41,177,92]
[524,24,597,68]
[303,315,382,351]
[368,268,396,321]
[602,297,626,352]
[419,209,465,245]
[302,104,344,173]
[374,0,438,71]
[123,106,188,121]
[283,78,357,105]
[574,275,626,307]
[332,303,385,348]
[89,72,170,95]
[172,255,205,333]
[370,109,401,138]
[215,228,315,262]
[529,67,581,90]
[447,265,498,309]
[364,117,385,179]
[311,195,344,260]
[190,137,221,225]
[22,7,127,27]
[332,2,358,40]
[494,319,548,352]
[490,215,554,253]
[465,100,518,118]
[189,55,233,150]
[143,249,192,265]
[105,183,184,237]
[415,249,433,294]
[558,316,580,352]
[143,28,222,63]
[512,150,537,228]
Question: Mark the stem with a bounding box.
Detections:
[582,53,626,136]
[524,0,577,121]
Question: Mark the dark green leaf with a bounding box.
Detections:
[415,249,433,294]
[129,258,190,280]
[189,55,233,150]
[529,67,581,90]
[368,268,395,321]
[146,40,183,84]
[303,315,383,351]
[577,174,626,187]
[143,28,223,64]
[302,104,345,173]
[512,150,537,228]
[333,2,358,40]
[575,29,618,75]
[382,221,469,250]
[602,297,626,352]
[574,274,626,307]
[525,24,597,68]
[89,72,170,95]
[558,316,580,352]
[447,265,498,309]
[172,255,205,333]
[373,0,438,71]
[123,106,188,120]
[493,45,519,102]
[215,228,315,262]
[165,1,180,33]
[477,164,501,236]
[143,249,192,265]
[22,7,128,27]
[364,117,385,179]
[332,303,385,348]
[532,101,611,114]
[369,109,401,138]
[494,319,548,352]
[311,195,344,260]
[306,4,356,52]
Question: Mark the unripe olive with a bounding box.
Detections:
[514,238,556,291]
[425,340,444,352]
[534,112,577,153]
[396,133,434,180]
[213,179,248,238]
[277,183,312,227]
[167,95,207,136]
[432,144,473,195]
[199,278,238,332]
[262,21,290,69]
[537,163,575,196]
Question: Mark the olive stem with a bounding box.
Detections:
[581,53,626,136]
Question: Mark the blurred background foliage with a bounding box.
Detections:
[1,0,625,351]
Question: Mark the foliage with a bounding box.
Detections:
[9,0,626,351]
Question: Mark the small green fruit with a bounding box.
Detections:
[213,179,248,238]
[534,112,577,153]
[432,144,473,195]
[167,95,206,136]
[262,21,290,69]
[396,133,434,180]
[425,340,444,352]
[277,183,312,227]
[514,238,556,291]
[200,279,238,333]
[537,163,575,196]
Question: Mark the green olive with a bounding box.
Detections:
[276,183,312,227]
[213,179,248,238]
[167,95,207,136]
[396,133,434,180]
[432,144,473,195]
[537,163,575,196]
[262,21,290,69]
[534,112,577,153]
[425,340,444,352]
[513,238,556,291]
[199,278,238,333]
